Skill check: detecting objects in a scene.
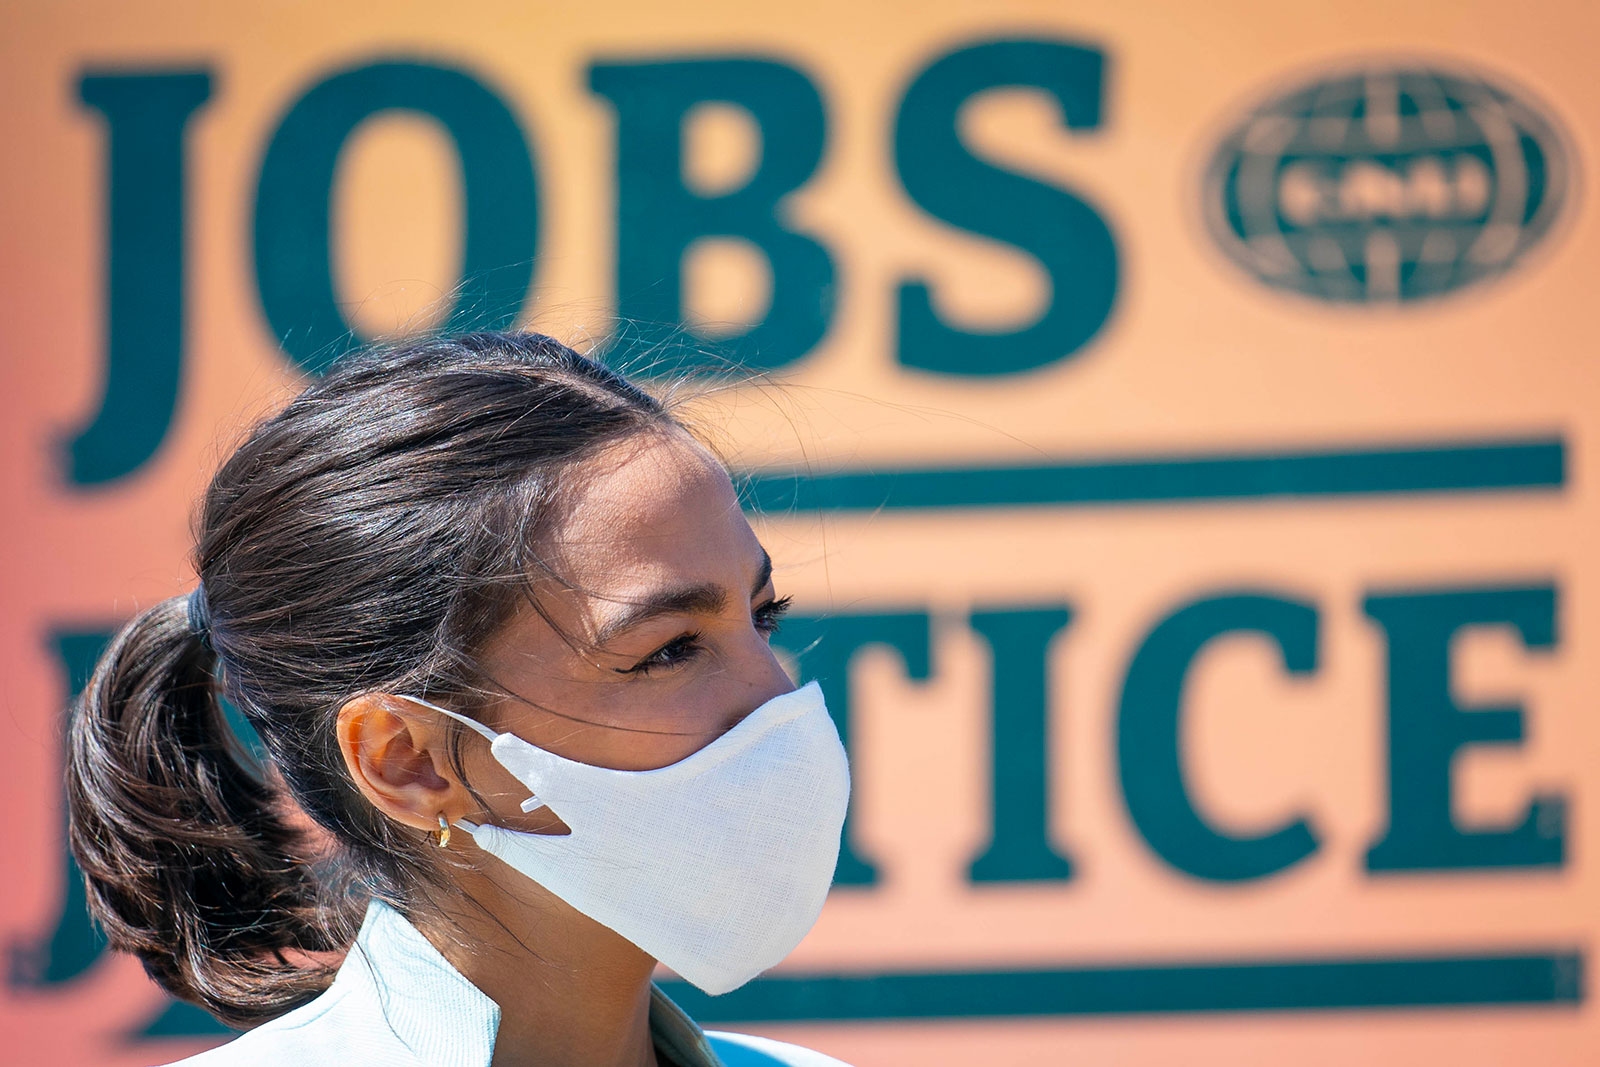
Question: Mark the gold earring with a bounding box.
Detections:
[435,813,452,849]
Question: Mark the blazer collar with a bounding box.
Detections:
[340,899,723,1066]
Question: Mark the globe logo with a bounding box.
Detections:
[1200,60,1572,304]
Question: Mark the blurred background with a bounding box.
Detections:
[3,1,1597,1064]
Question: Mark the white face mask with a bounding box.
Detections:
[398,681,850,996]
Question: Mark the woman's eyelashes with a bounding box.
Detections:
[618,595,793,676]
[754,594,792,635]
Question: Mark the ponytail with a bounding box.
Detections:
[65,595,346,1028]
[61,331,676,1028]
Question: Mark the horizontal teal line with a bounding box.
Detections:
[662,948,1583,1022]
[736,437,1565,513]
[139,947,1582,1039]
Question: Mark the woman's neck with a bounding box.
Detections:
[418,873,663,1067]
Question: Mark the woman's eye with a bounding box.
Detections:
[618,633,704,675]
[754,594,792,636]
[616,597,791,677]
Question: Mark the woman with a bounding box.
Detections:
[67,331,855,1067]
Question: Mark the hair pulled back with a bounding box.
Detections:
[66,331,673,1027]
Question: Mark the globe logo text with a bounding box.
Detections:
[1201,61,1571,304]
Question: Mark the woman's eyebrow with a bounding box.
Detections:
[592,548,773,646]
[751,548,773,598]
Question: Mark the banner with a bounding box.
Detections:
[3,1,1596,1063]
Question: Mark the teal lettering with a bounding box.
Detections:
[894,40,1117,376]
[255,60,537,374]
[69,70,211,485]
[140,1000,234,1039]
[1119,593,1321,881]
[10,631,113,986]
[771,610,932,886]
[1364,584,1564,872]
[967,606,1075,882]
[588,58,832,374]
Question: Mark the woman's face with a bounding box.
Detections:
[459,427,795,830]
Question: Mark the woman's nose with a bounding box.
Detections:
[723,636,798,730]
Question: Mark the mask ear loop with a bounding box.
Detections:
[395,694,545,815]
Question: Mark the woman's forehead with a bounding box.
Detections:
[545,430,758,589]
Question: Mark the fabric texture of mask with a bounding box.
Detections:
[401,681,850,996]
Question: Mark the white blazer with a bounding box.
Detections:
[166,899,851,1067]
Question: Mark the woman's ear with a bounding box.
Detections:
[336,693,467,834]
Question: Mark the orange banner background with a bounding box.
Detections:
[3,1,1598,1064]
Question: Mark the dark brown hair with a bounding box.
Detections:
[65,331,673,1027]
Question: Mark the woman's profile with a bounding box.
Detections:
[66,330,854,1067]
